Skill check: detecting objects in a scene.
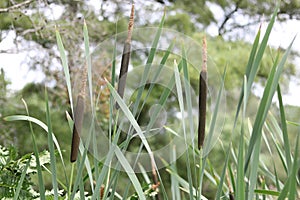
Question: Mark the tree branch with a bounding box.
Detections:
[0,0,34,13]
[227,19,263,32]
[218,0,242,36]
[20,26,45,36]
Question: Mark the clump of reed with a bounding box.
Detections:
[4,4,299,200]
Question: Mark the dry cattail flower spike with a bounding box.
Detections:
[116,4,135,109]
[70,64,87,162]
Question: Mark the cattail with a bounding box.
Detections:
[226,169,235,200]
[70,64,87,162]
[150,153,160,200]
[116,4,134,109]
[100,184,105,200]
[198,36,207,149]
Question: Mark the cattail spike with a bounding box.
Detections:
[70,64,87,162]
[116,4,135,109]
[126,4,134,43]
[202,35,207,72]
[150,153,160,200]
[198,36,208,149]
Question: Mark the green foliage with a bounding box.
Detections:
[0,68,9,98]
[0,83,69,156]
[165,0,300,34]
[0,69,10,144]
[165,13,196,34]
[170,0,215,26]
[0,144,50,199]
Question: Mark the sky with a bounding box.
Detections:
[0,1,299,106]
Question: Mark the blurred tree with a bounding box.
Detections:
[0,0,297,90]
[0,68,16,146]
[156,0,300,35]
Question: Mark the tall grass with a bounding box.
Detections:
[3,5,299,200]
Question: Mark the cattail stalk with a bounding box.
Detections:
[198,36,207,149]
[116,4,134,108]
[70,64,87,162]
[150,153,160,200]
[226,169,235,200]
[100,184,105,200]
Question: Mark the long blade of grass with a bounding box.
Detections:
[182,44,200,195]
[267,119,289,174]
[138,163,151,185]
[108,80,166,198]
[233,10,278,162]
[115,147,146,200]
[121,145,146,199]
[288,133,299,199]
[92,114,130,200]
[14,156,31,200]
[273,164,281,190]
[286,121,300,127]
[107,118,167,199]
[262,123,284,190]
[247,121,262,200]
[174,59,194,200]
[66,111,94,196]
[277,85,292,170]
[83,20,93,108]
[4,115,65,173]
[166,168,208,199]
[237,7,278,120]
[71,111,97,198]
[79,174,85,199]
[17,101,46,199]
[132,9,165,116]
[103,20,119,200]
[39,164,67,191]
[143,60,183,139]
[55,29,73,115]
[170,145,181,200]
[109,18,118,140]
[244,36,296,173]
[236,76,247,200]
[157,60,183,107]
[254,189,280,196]
[259,161,284,189]
[234,25,260,124]
[278,133,299,200]
[107,80,154,158]
[45,89,59,199]
[126,61,184,189]
[137,40,175,123]
[204,157,224,187]
[72,117,98,198]
[70,147,89,199]
[228,159,236,196]
[203,67,226,155]
[146,11,165,65]
[83,19,98,176]
[215,144,231,200]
